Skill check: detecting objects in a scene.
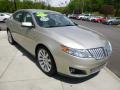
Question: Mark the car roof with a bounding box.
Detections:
[16,9,60,14]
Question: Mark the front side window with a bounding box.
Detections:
[13,12,24,22]
[23,12,33,23]
[33,12,75,28]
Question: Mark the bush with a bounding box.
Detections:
[100,5,115,17]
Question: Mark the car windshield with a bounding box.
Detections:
[108,17,116,19]
[33,12,75,28]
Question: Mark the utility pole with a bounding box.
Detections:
[13,0,17,11]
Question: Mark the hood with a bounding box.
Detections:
[107,19,116,22]
[44,26,108,49]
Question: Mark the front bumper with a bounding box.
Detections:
[53,50,108,78]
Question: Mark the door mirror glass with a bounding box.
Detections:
[21,22,33,27]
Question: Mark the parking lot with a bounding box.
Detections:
[0,21,120,90]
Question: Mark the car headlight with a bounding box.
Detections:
[61,45,92,58]
[105,42,112,55]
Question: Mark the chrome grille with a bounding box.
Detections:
[88,44,111,60]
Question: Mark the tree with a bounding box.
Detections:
[46,5,51,10]
[66,0,82,14]
[114,0,120,16]
[100,5,114,17]
[66,0,105,14]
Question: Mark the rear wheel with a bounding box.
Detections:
[7,30,15,44]
[108,21,113,25]
[98,20,101,23]
[3,18,7,22]
[36,46,57,76]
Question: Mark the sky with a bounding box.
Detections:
[44,0,70,7]
[19,0,70,7]
[31,0,70,7]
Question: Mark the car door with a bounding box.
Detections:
[0,13,5,21]
[116,17,120,24]
[11,11,24,44]
[19,12,37,54]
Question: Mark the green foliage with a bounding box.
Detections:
[0,0,119,16]
[0,0,51,12]
[114,0,120,16]
[100,5,115,16]
[65,0,106,14]
[0,0,14,12]
[65,0,82,14]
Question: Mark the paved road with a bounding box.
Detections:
[72,20,120,77]
[0,22,6,31]
[0,21,120,78]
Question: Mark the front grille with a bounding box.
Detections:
[88,48,105,60]
[88,44,111,60]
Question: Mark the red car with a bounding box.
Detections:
[92,16,106,23]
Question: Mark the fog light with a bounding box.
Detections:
[69,67,86,75]
[70,68,75,73]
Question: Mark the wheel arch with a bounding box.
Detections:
[35,44,48,57]
[35,43,57,72]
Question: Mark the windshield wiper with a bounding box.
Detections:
[47,25,61,28]
[46,24,75,28]
[63,24,75,26]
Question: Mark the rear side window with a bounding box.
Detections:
[23,12,33,23]
[13,12,24,22]
[116,17,120,19]
[85,15,89,16]
[0,14,4,16]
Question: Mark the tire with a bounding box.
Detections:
[108,21,113,25]
[3,18,7,23]
[7,30,15,45]
[36,46,57,76]
[98,20,101,23]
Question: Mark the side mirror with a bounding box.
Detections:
[21,22,34,27]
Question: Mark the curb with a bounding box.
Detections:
[105,67,120,82]
[116,25,120,28]
[118,25,120,27]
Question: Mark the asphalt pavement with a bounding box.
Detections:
[0,22,6,31]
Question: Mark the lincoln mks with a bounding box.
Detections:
[6,9,112,77]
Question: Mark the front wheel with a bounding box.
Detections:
[108,21,113,25]
[36,46,57,76]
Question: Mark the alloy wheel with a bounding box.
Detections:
[38,49,52,72]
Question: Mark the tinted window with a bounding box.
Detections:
[116,17,120,19]
[23,12,33,23]
[13,12,24,22]
[34,12,75,28]
[0,14,4,16]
